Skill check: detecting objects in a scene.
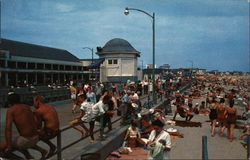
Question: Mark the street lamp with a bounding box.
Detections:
[82,47,94,81]
[124,7,156,103]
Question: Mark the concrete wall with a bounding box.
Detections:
[100,54,138,83]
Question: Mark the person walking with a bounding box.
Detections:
[209,97,218,137]
[225,100,237,142]
[217,98,226,137]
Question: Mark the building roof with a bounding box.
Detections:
[97,38,140,56]
[0,38,80,62]
[143,68,167,74]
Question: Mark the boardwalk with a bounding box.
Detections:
[0,94,157,159]
[113,96,246,159]
[0,85,248,159]
[169,98,246,159]
[169,83,246,159]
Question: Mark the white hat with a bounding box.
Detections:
[149,109,154,114]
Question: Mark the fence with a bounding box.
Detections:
[54,116,122,160]
[0,86,70,107]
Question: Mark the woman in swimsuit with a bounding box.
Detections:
[209,97,218,137]
[217,98,226,136]
[225,100,237,142]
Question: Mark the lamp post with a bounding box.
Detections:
[124,7,156,104]
[82,47,94,81]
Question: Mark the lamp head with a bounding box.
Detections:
[124,7,129,15]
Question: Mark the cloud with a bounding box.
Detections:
[54,3,75,13]
[2,0,249,72]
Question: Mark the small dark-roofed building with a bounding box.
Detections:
[97,38,140,83]
[0,38,87,87]
[0,39,79,62]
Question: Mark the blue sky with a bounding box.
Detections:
[1,0,249,72]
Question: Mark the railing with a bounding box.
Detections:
[54,94,153,160]
[54,80,194,159]
[202,136,208,160]
[55,116,122,160]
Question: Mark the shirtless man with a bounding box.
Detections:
[0,93,47,159]
[33,95,60,158]
[173,104,194,121]
[172,97,193,121]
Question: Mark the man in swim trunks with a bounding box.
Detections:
[33,95,60,158]
[0,93,47,159]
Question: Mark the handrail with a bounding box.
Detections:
[54,116,122,160]
[50,81,193,159]
[54,94,152,160]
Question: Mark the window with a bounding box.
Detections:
[37,63,44,69]
[108,59,118,65]
[0,60,5,67]
[108,60,112,64]
[7,61,16,68]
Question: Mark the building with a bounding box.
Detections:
[159,64,170,70]
[146,64,154,69]
[142,68,168,81]
[191,68,206,76]
[0,38,89,87]
[96,38,140,83]
[80,58,101,82]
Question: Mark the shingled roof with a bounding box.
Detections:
[97,38,140,56]
[0,38,80,62]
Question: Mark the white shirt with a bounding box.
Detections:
[149,83,153,92]
[148,130,171,159]
[80,101,94,122]
[84,84,89,90]
[133,93,139,100]
[92,100,105,117]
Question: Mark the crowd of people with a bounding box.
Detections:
[0,77,192,159]
[204,79,249,143]
[170,76,249,144]
[1,75,248,159]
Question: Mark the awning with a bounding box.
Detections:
[87,58,105,69]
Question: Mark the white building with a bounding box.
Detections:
[96,38,140,83]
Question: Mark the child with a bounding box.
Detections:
[124,120,145,148]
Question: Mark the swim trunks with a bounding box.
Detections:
[13,135,39,149]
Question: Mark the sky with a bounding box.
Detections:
[1,0,249,72]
